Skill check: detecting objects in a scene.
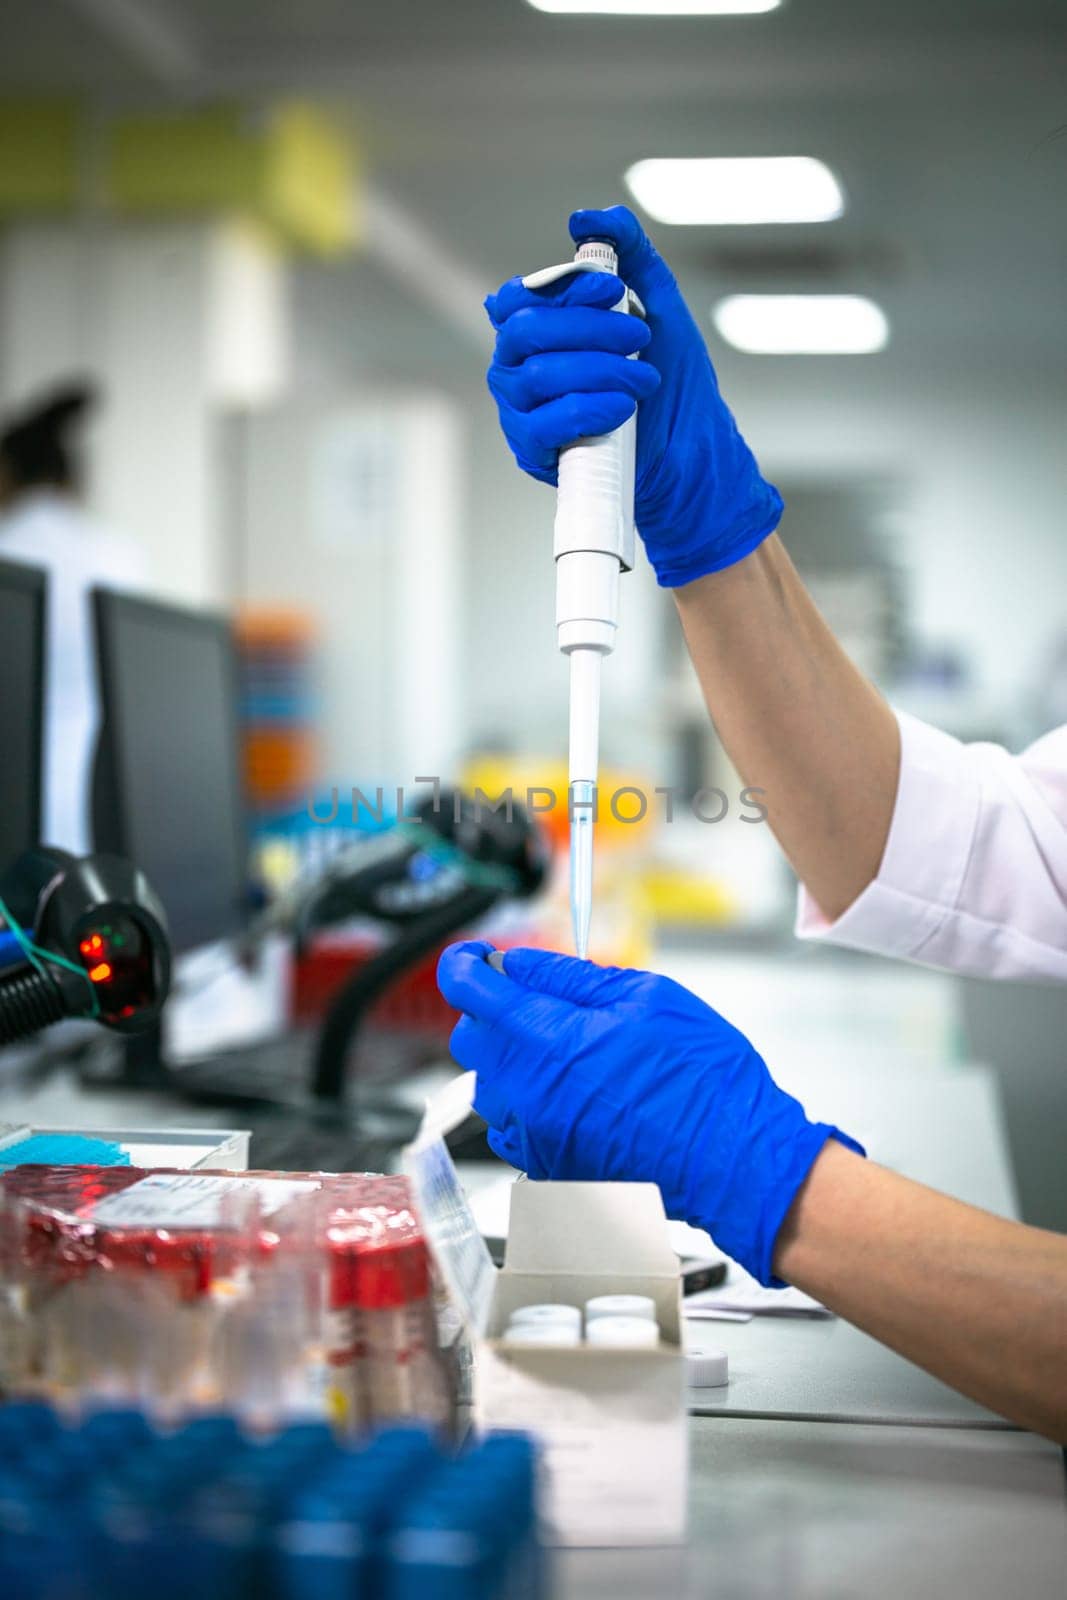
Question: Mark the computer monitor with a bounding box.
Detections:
[0,559,46,877]
[92,588,249,954]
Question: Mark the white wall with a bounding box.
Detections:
[92,224,222,604]
[238,393,465,787]
[718,354,1067,719]
[0,219,290,609]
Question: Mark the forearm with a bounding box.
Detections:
[673,532,900,921]
[774,1140,1067,1442]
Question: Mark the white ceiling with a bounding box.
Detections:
[2,0,1066,374]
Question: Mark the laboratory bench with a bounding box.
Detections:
[1,953,1065,1596]
[562,1419,1067,1600]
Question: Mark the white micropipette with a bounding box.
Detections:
[522,238,641,959]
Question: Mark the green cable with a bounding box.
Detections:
[0,890,47,981]
[0,890,100,1021]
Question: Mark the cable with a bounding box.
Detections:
[0,966,66,1045]
[310,883,498,1102]
[0,889,99,1020]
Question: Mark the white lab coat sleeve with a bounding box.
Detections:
[795,710,1067,981]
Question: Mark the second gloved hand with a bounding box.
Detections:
[437,942,863,1287]
[485,205,783,587]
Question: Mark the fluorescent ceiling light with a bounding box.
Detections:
[528,1,780,14]
[713,295,890,355]
[625,157,844,225]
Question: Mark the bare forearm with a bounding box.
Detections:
[673,533,900,921]
[774,1140,1067,1442]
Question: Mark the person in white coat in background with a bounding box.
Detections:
[0,384,146,856]
[439,206,1067,1444]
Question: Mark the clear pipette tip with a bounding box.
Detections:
[570,779,595,960]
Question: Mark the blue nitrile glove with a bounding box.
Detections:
[485,205,783,588]
[437,941,863,1287]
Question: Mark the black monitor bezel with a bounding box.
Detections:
[91,584,250,954]
[0,557,47,868]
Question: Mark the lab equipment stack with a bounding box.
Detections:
[1,1078,693,1553]
[0,1165,459,1433]
[0,1403,545,1600]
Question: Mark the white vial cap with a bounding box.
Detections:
[503,1323,582,1347]
[586,1316,660,1349]
[585,1295,656,1324]
[508,1304,582,1331]
[686,1346,729,1387]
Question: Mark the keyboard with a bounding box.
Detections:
[245,1112,389,1174]
[171,1030,317,1110]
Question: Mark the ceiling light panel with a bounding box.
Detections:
[712,295,890,355]
[528,1,780,14]
[625,157,845,226]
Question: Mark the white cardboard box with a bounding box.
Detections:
[404,1074,688,1548]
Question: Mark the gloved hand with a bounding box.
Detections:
[437,941,863,1286]
[485,205,783,588]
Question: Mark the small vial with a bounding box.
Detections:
[502,1323,581,1348]
[586,1316,660,1349]
[584,1294,656,1325]
[323,1178,454,1434]
[686,1346,729,1387]
[356,1236,449,1429]
[507,1304,582,1336]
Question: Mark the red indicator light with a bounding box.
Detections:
[88,962,113,984]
